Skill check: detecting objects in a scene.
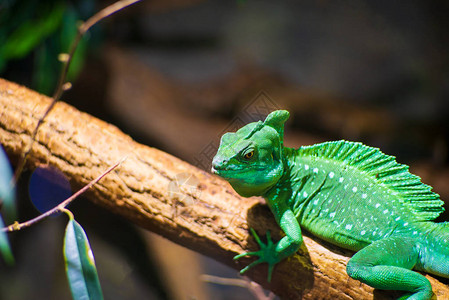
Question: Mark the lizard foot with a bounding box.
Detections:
[234,228,280,282]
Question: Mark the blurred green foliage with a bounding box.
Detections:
[0,0,97,95]
[0,145,15,265]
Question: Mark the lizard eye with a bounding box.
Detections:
[243,150,255,160]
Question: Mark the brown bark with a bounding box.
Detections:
[0,78,447,299]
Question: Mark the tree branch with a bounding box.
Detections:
[0,78,447,299]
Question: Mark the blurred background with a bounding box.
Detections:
[1,0,448,299]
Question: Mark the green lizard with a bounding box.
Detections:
[211,110,449,300]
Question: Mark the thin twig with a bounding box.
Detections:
[201,275,277,300]
[3,156,126,233]
[13,0,142,184]
[201,274,249,288]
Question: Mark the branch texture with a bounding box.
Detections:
[0,78,447,299]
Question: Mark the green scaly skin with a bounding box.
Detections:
[212,110,449,300]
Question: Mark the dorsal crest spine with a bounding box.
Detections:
[297,140,444,221]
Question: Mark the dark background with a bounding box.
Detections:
[1,0,448,299]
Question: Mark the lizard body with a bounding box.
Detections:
[212,110,449,300]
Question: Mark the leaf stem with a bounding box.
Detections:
[61,207,74,221]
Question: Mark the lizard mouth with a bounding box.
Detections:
[211,160,245,174]
[211,165,244,177]
[211,164,265,178]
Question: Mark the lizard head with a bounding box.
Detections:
[211,110,290,197]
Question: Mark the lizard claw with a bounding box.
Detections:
[234,228,280,282]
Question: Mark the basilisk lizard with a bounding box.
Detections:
[212,110,449,300]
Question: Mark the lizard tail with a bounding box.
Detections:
[417,221,449,278]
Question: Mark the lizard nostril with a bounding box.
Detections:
[212,155,225,168]
[211,157,223,173]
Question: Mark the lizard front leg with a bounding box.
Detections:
[234,209,303,282]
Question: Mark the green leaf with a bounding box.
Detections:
[0,145,16,223]
[33,41,57,95]
[0,216,14,265]
[2,3,65,60]
[64,218,103,300]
